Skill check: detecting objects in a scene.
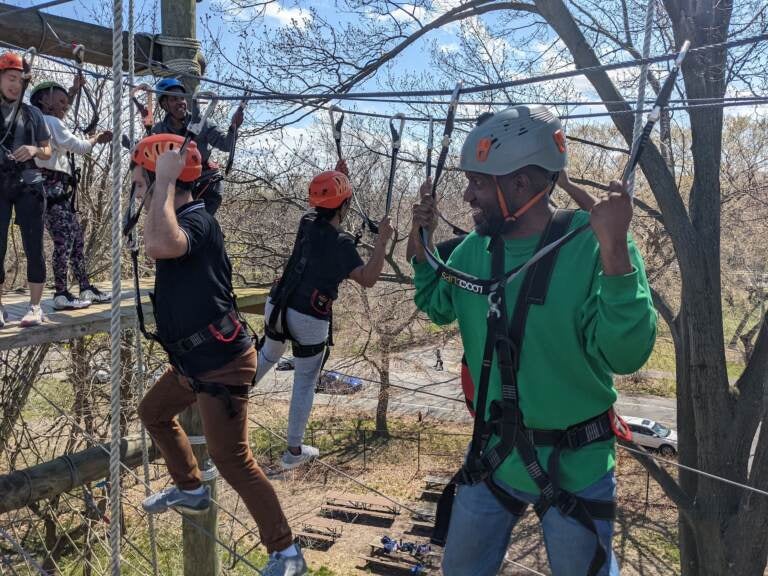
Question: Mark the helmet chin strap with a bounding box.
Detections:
[492,175,549,223]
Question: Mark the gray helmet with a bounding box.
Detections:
[459,105,567,176]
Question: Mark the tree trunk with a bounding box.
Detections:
[535,1,768,574]
[374,338,392,438]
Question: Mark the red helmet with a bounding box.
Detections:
[0,52,24,73]
[309,170,352,209]
[131,134,203,183]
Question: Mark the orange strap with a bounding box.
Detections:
[493,176,548,222]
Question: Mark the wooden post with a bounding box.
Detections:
[0,436,158,514]
[158,2,218,574]
[180,407,220,576]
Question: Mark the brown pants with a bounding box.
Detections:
[138,347,293,552]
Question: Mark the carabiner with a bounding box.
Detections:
[389,112,405,151]
[22,46,36,77]
[181,89,217,153]
[329,105,344,160]
[71,44,99,134]
[385,113,406,216]
[621,39,690,192]
[131,83,154,134]
[225,98,246,175]
[426,117,434,180]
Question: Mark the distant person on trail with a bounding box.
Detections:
[151,77,243,216]
[434,348,444,371]
[407,105,657,576]
[0,51,51,328]
[30,78,113,310]
[253,159,394,470]
[131,134,307,576]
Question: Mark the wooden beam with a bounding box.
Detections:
[0,2,153,70]
[0,436,159,514]
[0,283,268,351]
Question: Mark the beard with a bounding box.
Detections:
[472,207,512,237]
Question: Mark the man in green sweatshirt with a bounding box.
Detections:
[407,105,657,576]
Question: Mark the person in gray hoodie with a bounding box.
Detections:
[31,78,112,310]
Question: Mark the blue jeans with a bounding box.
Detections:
[442,471,620,576]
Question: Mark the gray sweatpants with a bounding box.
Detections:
[255,298,330,447]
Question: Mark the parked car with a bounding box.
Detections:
[624,416,678,456]
[276,358,295,371]
[315,371,363,395]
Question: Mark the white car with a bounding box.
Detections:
[624,416,678,457]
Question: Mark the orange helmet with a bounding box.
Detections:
[309,170,352,209]
[0,52,24,73]
[131,134,203,183]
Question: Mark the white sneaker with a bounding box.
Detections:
[262,545,308,576]
[80,286,112,304]
[280,445,320,470]
[53,291,91,310]
[20,305,45,327]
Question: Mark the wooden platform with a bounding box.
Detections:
[0,282,269,351]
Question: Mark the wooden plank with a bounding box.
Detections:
[0,282,268,351]
[424,475,451,490]
[325,490,401,514]
[233,286,269,315]
[302,516,344,537]
[320,504,396,522]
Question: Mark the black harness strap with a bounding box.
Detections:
[433,210,616,575]
[125,214,251,418]
[262,213,333,358]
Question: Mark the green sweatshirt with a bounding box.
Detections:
[412,210,657,493]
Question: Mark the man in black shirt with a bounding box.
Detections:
[132,134,306,575]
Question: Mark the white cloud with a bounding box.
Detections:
[218,0,312,29]
[439,42,460,54]
[378,3,427,24]
[263,2,312,28]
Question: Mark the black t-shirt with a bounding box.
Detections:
[274,212,364,319]
[153,200,251,376]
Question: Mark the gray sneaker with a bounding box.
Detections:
[280,445,320,470]
[262,546,308,576]
[141,486,211,515]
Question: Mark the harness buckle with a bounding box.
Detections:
[488,291,502,319]
[556,491,579,517]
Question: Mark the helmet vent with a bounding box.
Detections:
[518,126,529,136]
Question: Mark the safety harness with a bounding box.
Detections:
[123,97,253,418]
[0,47,36,175]
[261,212,333,363]
[124,200,251,418]
[432,209,627,576]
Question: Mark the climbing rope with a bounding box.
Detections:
[627,0,656,195]
[385,113,405,216]
[128,0,158,572]
[108,1,124,574]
